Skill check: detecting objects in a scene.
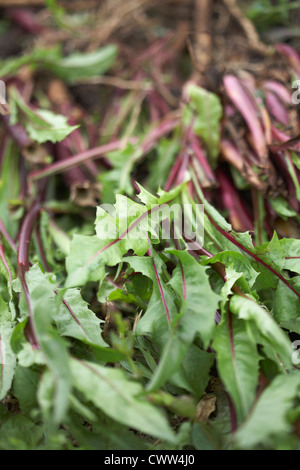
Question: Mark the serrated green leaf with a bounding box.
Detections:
[66,185,184,288]
[10,88,79,144]
[54,288,107,348]
[273,277,300,324]
[280,238,300,274]
[202,250,259,290]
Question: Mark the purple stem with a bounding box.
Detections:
[0,245,13,292]
[18,201,41,271]
[207,214,300,299]
[216,169,253,232]
[131,178,141,194]
[2,115,31,148]
[173,236,186,300]
[227,392,238,433]
[7,8,45,35]
[164,156,182,191]
[0,219,18,252]
[54,140,89,188]
[223,75,268,162]
[263,80,292,105]
[17,199,43,349]
[270,150,299,212]
[270,126,300,152]
[180,262,186,300]
[29,139,131,181]
[220,140,264,190]
[191,138,216,184]
[176,151,189,185]
[276,43,300,79]
[146,234,170,323]
[265,91,289,125]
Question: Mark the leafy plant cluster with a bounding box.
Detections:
[0,3,300,450]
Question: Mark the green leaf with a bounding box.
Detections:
[0,297,16,400]
[269,196,297,219]
[229,294,293,368]
[125,254,177,346]
[54,288,107,348]
[202,250,259,290]
[182,346,215,400]
[219,265,246,303]
[147,391,196,419]
[66,185,184,288]
[0,139,20,239]
[280,318,300,336]
[25,264,71,425]
[65,235,107,287]
[137,182,184,207]
[168,249,221,348]
[0,415,43,450]
[273,277,300,324]
[45,44,118,83]
[27,109,79,144]
[138,249,220,392]
[258,232,285,273]
[212,310,260,422]
[183,83,222,167]
[146,333,189,392]
[99,143,142,199]
[280,238,300,274]
[148,138,180,191]
[234,374,300,449]
[0,44,118,83]
[10,88,79,144]
[13,365,40,414]
[10,319,45,367]
[69,358,176,443]
[192,423,215,450]
[0,47,60,78]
